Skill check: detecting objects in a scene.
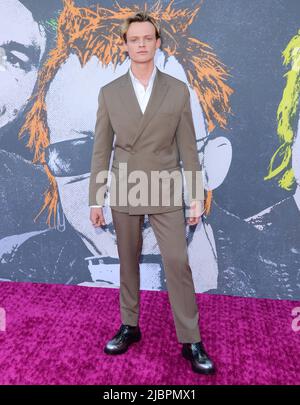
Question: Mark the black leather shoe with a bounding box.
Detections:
[104,324,142,355]
[182,341,216,375]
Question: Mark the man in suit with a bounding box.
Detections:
[89,12,215,375]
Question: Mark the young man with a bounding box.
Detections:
[89,12,215,375]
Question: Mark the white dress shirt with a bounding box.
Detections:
[129,65,157,114]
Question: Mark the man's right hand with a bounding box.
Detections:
[90,207,106,227]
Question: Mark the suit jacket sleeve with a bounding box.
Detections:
[175,85,204,205]
[89,88,114,206]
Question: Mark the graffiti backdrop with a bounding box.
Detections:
[1,0,300,300]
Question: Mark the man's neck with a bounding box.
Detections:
[130,61,155,84]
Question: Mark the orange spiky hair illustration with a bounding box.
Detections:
[19,0,233,228]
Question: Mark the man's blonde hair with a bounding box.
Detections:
[120,11,161,43]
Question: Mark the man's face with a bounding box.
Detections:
[0,0,46,129]
[123,21,161,64]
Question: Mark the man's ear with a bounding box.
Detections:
[156,37,161,50]
[203,136,232,190]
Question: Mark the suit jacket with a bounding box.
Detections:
[89,67,204,215]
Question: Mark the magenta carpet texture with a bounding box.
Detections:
[0,281,299,385]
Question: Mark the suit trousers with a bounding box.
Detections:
[111,207,201,343]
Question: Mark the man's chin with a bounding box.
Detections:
[132,55,153,63]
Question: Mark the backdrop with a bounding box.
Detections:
[0,0,299,300]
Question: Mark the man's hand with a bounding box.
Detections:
[90,207,106,227]
[186,200,205,226]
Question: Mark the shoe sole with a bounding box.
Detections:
[104,333,142,355]
[182,348,216,375]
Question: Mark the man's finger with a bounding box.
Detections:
[92,215,102,227]
[96,214,106,227]
[187,216,199,225]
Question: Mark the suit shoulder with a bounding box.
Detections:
[160,70,189,91]
[100,73,127,94]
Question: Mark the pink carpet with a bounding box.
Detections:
[0,281,299,385]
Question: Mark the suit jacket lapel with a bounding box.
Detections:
[119,68,170,147]
[119,69,143,121]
